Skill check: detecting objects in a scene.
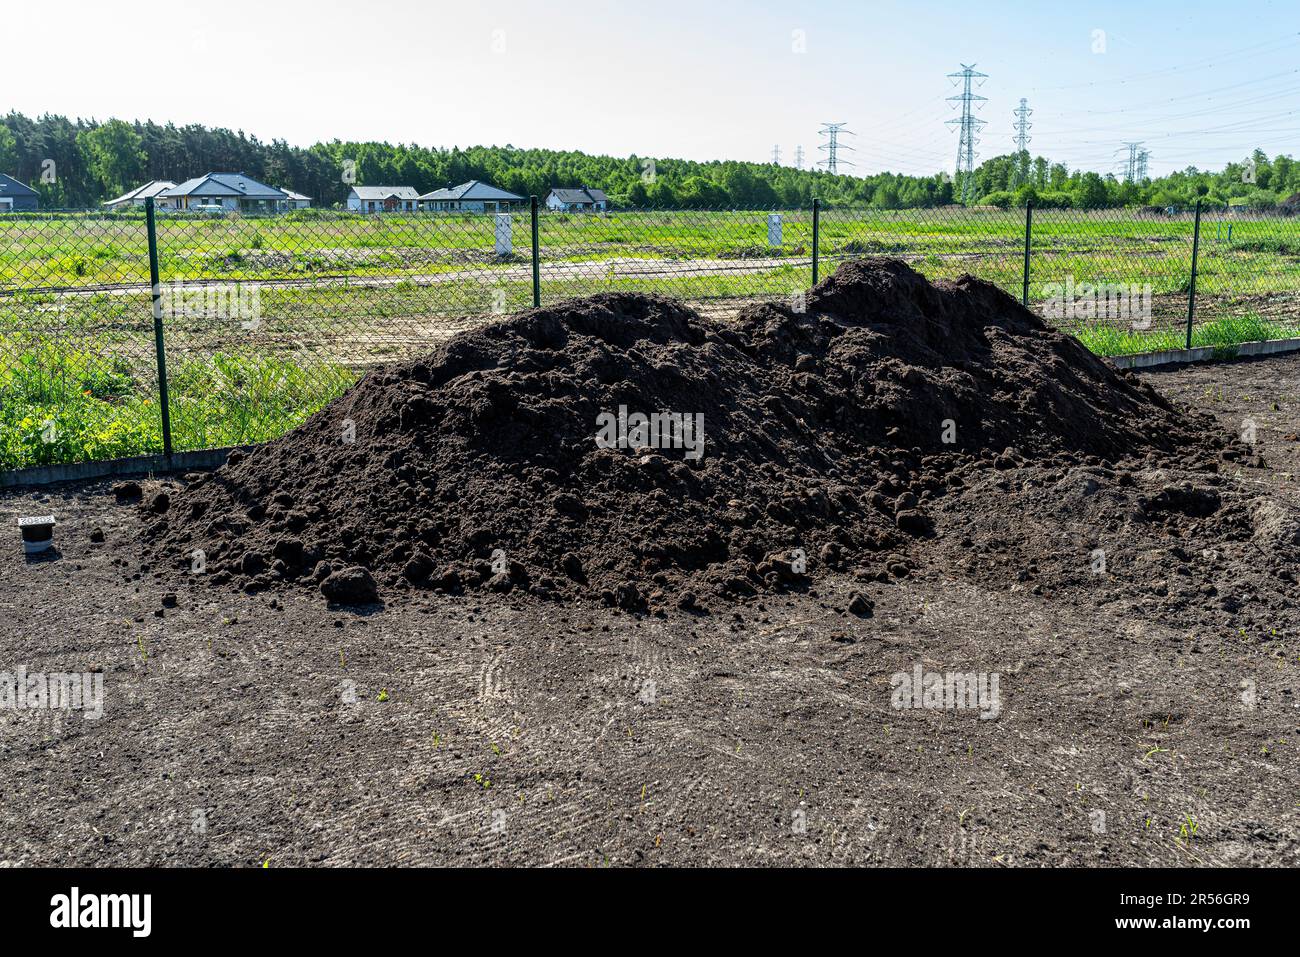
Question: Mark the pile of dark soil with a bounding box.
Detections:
[142,258,1238,612]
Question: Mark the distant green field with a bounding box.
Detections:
[2,206,1298,469]
[0,205,1291,285]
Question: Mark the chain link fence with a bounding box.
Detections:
[3,199,1298,470]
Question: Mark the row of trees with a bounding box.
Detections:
[970,148,1300,210]
[0,112,945,209]
[2,111,1297,211]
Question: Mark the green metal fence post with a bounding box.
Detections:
[145,197,174,458]
[1022,199,1033,307]
[811,198,820,286]
[1185,199,1203,349]
[530,195,541,308]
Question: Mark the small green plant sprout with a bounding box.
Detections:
[376,689,389,702]
[262,858,271,868]
[137,634,148,662]
[958,807,974,826]
[490,741,501,755]
[431,731,442,747]
[1178,814,1199,843]
[339,649,346,668]
[472,773,492,790]
[1143,745,1169,761]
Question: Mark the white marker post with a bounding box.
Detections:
[767,213,783,248]
[495,213,512,256]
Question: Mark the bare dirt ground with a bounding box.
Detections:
[2,353,1299,868]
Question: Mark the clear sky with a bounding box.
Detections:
[2,0,1297,179]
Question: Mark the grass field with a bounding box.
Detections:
[1069,313,1293,356]
[2,206,1298,469]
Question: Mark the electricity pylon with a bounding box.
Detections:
[817,123,856,175]
[946,64,988,203]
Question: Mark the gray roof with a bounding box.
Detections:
[279,188,311,201]
[549,186,608,205]
[161,172,286,200]
[350,185,420,201]
[418,179,525,202]
[102,180,177,206]
[0,173,39,198]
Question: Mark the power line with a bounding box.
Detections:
[1033,67,1300,120]
[1030,80,1300,137]
[817,123,856,175]
[946,63,988,202]
[1028,33,1300,93]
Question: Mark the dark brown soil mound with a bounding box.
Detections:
[142,258,1229,610]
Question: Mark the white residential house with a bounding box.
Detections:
[278,188,312,210]
[545,186,609,212]
[418,180,525,213]
[102,180,178,210]
[347,186,419,213]
[160,172,287,212]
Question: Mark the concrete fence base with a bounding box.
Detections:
[1,447,240,490]
[1107,336,1300,370]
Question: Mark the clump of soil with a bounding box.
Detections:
[142,258,1237,611]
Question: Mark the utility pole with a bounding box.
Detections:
[771,144,782,165]
[817,123,856,175]
[793,145,805,170]
[946,64,988,203]
[1136,149,1149,182]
